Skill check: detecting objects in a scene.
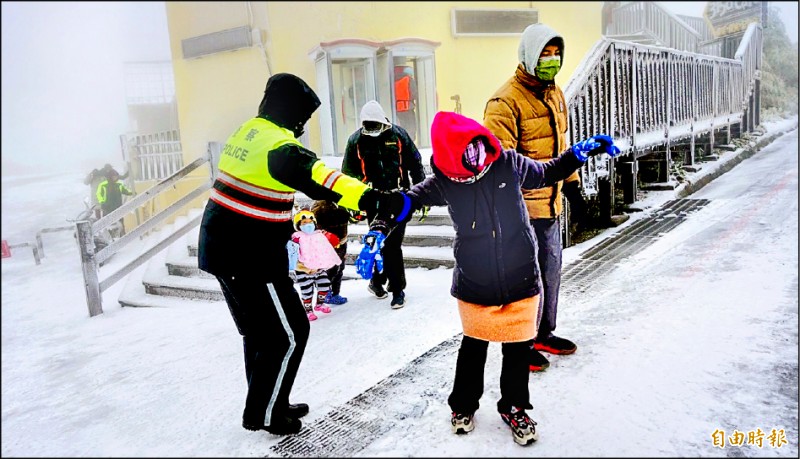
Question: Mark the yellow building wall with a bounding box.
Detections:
[166,1,602,162]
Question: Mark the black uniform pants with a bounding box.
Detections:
[369,218,408,294]
[447,335,533,415]
[216,274,310,428]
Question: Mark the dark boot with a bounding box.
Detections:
[287,403,309,419]
[529,348,550,372]
[243,415,302,435]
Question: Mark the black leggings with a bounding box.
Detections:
[447,335,533,415]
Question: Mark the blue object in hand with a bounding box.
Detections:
[355,230,387,280]
[571,134,621,161]
[286,240,300,271]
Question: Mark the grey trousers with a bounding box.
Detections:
[530,217,562,341]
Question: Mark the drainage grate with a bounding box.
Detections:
[268,198,710,457]
[561,198,709,294]
[269,335,462,457]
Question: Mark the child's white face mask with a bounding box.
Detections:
[299,223,315,234]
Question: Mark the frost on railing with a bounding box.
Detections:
[124,129,184,182]
[607,2,702,52]
[564,24,761,196]
[77,143,218,317]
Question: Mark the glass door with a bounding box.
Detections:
[331,59,375,155]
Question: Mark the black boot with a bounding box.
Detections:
[287,403,309,419]
[243,415,302,435]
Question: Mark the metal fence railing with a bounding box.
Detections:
[564,22,762,207]
[76,144,217,317]
[606,2,703,53]
[123,129,184,182]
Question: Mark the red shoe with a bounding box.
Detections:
[529,348,550,372]
[534,335,577,355]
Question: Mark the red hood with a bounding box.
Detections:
[431,111,502,180]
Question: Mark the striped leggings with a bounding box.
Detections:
[294,270,330,303]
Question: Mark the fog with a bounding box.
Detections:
[1,2,796,177]
[1,2,170,176]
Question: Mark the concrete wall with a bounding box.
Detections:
[165,1,602,161]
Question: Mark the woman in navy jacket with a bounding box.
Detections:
[403,111,617,445]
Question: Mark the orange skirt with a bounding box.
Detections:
[457,295,540,343]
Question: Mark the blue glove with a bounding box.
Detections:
[355,230,387,280]
[358,189,414,224]
[570,134,621,161]
[286,240,300,271]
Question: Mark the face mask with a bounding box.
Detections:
[535,55,561,81]
[362,121,388,137]
[299,223,315,234]
[463,139,488,173]
[291,121,306,138]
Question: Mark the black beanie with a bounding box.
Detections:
[257,73,321,131]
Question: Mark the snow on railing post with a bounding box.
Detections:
[207,141,222,180]
[76,220,103,317]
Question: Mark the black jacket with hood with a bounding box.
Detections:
[341,101,426,191]
[198,73,369,280]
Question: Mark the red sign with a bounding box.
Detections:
[1,240,10,258]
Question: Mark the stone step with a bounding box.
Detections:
[348,224,454,247]
[346,241,454,269]
[165,257,364,281]
[188,216,455,256]
[122,204,455,306]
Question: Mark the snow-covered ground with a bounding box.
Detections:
[1,116,797,457]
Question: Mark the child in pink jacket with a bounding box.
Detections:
[288,209,343,321]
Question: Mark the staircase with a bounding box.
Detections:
[118,206,455,307]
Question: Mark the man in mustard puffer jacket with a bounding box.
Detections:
[484,23,585,372]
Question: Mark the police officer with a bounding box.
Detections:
[198,73,409,436]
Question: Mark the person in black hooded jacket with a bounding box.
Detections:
[198,73,411,436]
[341,100,426,308]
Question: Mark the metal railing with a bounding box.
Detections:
[6,242,41,265]
[76,144,216,317]
[606,1,703,52]
[123,129,184,182]
[564,23,762,198]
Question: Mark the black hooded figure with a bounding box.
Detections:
[198,73,411,436]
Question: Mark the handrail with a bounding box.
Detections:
[564,24,761,196]
[7,241,41,265]
[607,2,702,52]
[35,225,74,258]
[76,144,217,317]
[734,23,763,100]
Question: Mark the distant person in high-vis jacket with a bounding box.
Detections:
[197,73,411,437]
[96,169,133,217]
[86,164,128,219]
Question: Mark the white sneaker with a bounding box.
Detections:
[451,412,475,434]
[500,408,538,446]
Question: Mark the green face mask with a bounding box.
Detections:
[535,55,561,81]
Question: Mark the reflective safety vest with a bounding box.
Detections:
[211,118,300,222]
[395,76,411,112]
[211,117,370,221]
